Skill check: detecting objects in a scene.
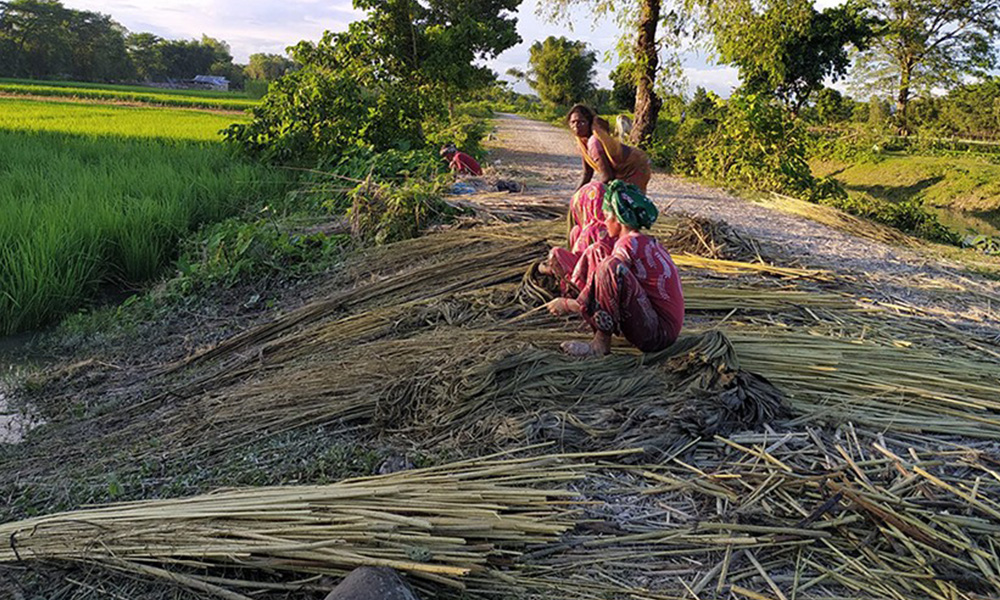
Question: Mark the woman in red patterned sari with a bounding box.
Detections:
[546,181,684,357]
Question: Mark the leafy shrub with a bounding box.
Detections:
[807,126,891,163]
[647,116,716,174]
[348,176,452,245]
[223,64,424,165]
[821,194,959,244]
[173,215,347,292]
[696,92,818,196]
[424,113,489,159]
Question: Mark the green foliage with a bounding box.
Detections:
[245,53,297,82]
[807,126,891,163]
[813,87,853,123]
[223,51,425,164]
[0,1,244,84]
[935,78,1000,139]
[822,194,960,244]
[687,87,719,119]
[696,91,820,196]
[524,36,597,107]
[424,113,489,158]
[609,61,637,110]
[0,0,132,81]
[226,0,518,166]
[704,0,873,113]
[0,107,286,334]
[963,234,1000,255]
[348,176,452,245]
[173,215,346,292]
[850,0,1000,125]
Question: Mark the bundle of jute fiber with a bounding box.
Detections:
[0,453,612,598]
[140,329,785,460]
[370,330,787,457]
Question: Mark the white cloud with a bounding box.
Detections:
[683,65,741,97]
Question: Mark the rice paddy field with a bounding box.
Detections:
[0,77,258,111]
[0,97,287,335]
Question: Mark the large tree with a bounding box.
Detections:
[851,0,1000,127]
[538,0,683,145]
[704,0,872,116]
[0,0,74,77]
[352,0,520,114]
[127,32,165,80]
[0,0,132,80]
[609,60,637,111]
[522,36,596,106]
[246,53,296,81]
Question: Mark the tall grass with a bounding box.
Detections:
[0,78,257,110]
[0,99,287,335]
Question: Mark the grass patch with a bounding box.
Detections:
[0,99,288,335]
[0,77,257,111]
[811,154,1000,236]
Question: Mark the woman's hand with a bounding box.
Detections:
[546,297,580,316]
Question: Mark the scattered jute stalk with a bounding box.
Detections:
[0,453,607,597]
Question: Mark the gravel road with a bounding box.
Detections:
[488,112,1000,341]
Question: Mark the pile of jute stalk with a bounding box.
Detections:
[501,429,1000,600]
[0,453,615,598]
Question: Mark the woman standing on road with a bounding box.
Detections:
[567,104,652,194]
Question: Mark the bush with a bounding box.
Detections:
[348,176,453,245]
[807,126,890,163]
[821,194,959,244]
[223,66,425,165]
[424,113,489,159]
[647,116,716,174]
[696,92,818,196]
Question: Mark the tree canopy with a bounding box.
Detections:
[225,0,522,163]
[704,0,873,115]
[0,0,131,80]
[523,36,597,106]
[0,0,249,85]
[851,0,1000,125]
[246,53,297,81]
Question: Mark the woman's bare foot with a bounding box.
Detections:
[561,340,602,356]
[560,330,612,356]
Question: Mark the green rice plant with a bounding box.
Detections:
[0,100,288,335]
[0,78,257,110]
[0,98,247,141]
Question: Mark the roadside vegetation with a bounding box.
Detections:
[0,78,258,110]
[500,0,1000,257]
[0,100,286,335]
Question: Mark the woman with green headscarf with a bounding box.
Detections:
[547,180,684,356]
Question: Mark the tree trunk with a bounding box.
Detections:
[629,0,662,146]
[896,63,911,134]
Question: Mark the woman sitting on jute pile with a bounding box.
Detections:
[545,180,685,357]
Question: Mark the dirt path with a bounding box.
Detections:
[489,112,1000,341]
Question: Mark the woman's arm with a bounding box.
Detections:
[577,158,594,190]
[588,136,615,184]
[593,149,614,184]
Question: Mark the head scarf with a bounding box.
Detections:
[603,180,658,229]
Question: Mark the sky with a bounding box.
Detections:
[63,0,747,97]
